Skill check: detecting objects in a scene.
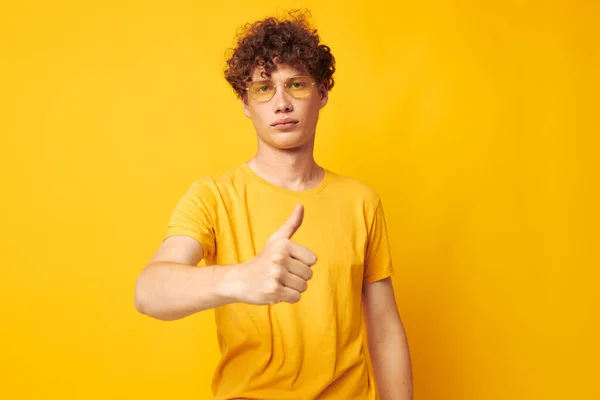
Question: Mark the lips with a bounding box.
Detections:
[271,118,299,126]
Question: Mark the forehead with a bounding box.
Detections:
[250,63,309,81]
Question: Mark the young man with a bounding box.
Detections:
[134,11,413,400]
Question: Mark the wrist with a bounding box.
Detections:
[217,263,247,303]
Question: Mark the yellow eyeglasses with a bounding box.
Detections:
[245,76,316,102]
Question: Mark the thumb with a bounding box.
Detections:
[270,204,304,241]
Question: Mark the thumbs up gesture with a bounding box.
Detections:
[225,204,318,305]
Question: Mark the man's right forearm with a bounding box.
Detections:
[134,261,242,321]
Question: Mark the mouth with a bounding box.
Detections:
[272,122,298,129]
[271,118,299,129]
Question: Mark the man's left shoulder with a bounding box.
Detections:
[327,169,381,204]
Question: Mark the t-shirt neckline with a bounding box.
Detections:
[239,162,331,197]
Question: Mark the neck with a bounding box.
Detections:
[247,136,323,191]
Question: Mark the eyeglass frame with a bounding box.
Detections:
[244,75,317,102]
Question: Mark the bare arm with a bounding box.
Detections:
[134,235,241,321]
[134,204,317,321]
[363,277,413,400]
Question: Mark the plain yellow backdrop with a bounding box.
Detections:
[1,1,598,399]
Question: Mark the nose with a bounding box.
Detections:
[272,83,293,113]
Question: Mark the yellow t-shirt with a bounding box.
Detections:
[165,162,395,400]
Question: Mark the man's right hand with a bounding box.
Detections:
[223,204,318,305]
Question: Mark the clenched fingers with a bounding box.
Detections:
[287,242,317,266]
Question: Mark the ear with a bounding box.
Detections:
[242,95,251,118]
[318,83,329,109]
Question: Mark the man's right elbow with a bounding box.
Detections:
[134,287,147,315]
[134,275,152,315]
[133,282,172,320]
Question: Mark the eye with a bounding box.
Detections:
[291,81,305,89]
[250,81,273,93]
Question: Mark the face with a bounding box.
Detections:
[243,64,328,151]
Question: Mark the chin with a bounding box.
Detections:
[264,130,311,150]
[271,137,306,150]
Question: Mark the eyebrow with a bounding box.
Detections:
[250,76,306,84]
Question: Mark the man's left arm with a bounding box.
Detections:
[363,277,413,400]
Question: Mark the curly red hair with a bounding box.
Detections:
[224,10,336,99]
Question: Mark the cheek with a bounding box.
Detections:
[303,101,321,122]
[248,107,268,126]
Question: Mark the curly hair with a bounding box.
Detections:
[224,9,335,99]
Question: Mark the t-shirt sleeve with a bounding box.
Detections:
[164,179,217,262]
[363,198,395,284]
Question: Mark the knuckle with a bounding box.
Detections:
[268,296,280,305]
[265,280,280,295]
[271,266,284,280]
[271,252,285,265]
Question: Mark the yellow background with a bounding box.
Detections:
[1,1,598,399]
